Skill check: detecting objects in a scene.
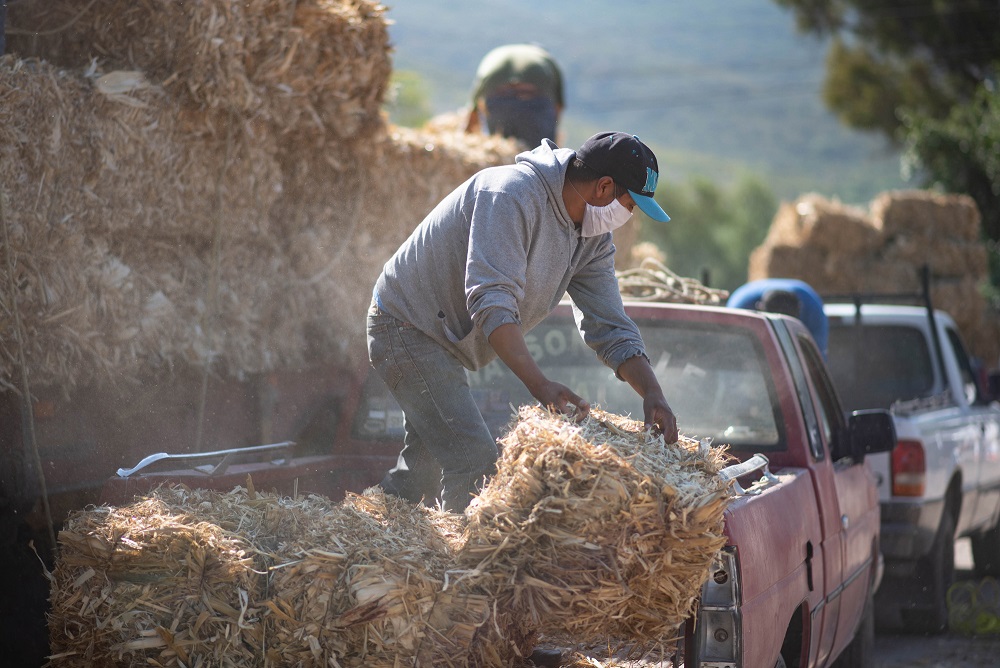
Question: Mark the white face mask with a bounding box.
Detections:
[581,196,633,237]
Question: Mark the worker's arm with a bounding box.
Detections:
[488,323,590,418]
[616,355,679,442]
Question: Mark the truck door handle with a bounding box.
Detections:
[841,514,849,530]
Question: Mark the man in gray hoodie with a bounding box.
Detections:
[368,131,677,513]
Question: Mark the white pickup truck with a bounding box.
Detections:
[823,298,1000,633]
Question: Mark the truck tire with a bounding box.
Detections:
[902,508,955,634]
[831,588,874,668]
[971,517,1000,578]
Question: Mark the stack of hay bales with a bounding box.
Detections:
[0,1,522,393]
[749,190,1000,363]
[48,485,530,667]
[7,0,391,144]
[48,408,733,666]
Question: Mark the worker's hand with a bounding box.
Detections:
[642,391,678,443]
[530,379,591,422]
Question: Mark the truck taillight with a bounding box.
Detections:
[892,439,926,497]
[693,546,741,667]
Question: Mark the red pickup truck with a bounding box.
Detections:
[102,301,895,667]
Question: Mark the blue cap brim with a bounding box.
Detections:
[629,190,670,222]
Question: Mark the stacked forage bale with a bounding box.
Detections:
[458,406,733,643]
[261,490,528,668]
[7,0,391,146]
[48,487,272,667]
[49,486,530,667]
[749,190,1000,363]
[872,191,995,358]
[0,57,286,389]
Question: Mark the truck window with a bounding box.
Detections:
[945,327,978,405]
[774,319,825,460]
[353,314,785,452]
[826,324,935,412]
[798,333,848,458]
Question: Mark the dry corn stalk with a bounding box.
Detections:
[459,406,733,643]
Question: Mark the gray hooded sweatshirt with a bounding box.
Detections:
[374,139,647,373]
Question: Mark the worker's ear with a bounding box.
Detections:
[596,175,616,201]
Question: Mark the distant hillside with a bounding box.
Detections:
[384,0,911,203]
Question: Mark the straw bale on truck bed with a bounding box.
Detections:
[459,406,732,642]
[749,190,1000,363]
[48,486,528,668]
[48,408,733,666]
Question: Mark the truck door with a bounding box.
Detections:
[773,321,843,667]
[796,332,878,659]
[944,325,1000,530]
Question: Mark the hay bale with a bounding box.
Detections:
[264,490,533,668]
[459,406,732,642]
[48,486,533,668]
[1,218,318,390]
[7,0,391,144]
[748,188,999,362]
[0,57,282,240]
[274,124,520,361]
[748,243,831,286]
[765,195,878,253]
[881,235,989,279]
[871,190,981,242]
[47,487,270,667]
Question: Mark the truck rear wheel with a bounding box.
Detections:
[901,508,955,634]
[971,517,1000,578]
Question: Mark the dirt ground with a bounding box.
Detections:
[868,538,1000,668]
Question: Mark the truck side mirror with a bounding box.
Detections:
[847,409,896,462]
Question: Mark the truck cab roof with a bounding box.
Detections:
[824,302,956,327]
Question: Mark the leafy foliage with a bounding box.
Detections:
[902,85,1000,285]
[775,0,998,139]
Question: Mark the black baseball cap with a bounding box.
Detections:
[575,132,670,222]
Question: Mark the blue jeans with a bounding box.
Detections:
[366,303,498,512]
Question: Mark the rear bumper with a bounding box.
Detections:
[879,497,945,562]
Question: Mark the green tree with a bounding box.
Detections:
[902,84,1000,287]
[643,175,777,292]
[774,0,997,140]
